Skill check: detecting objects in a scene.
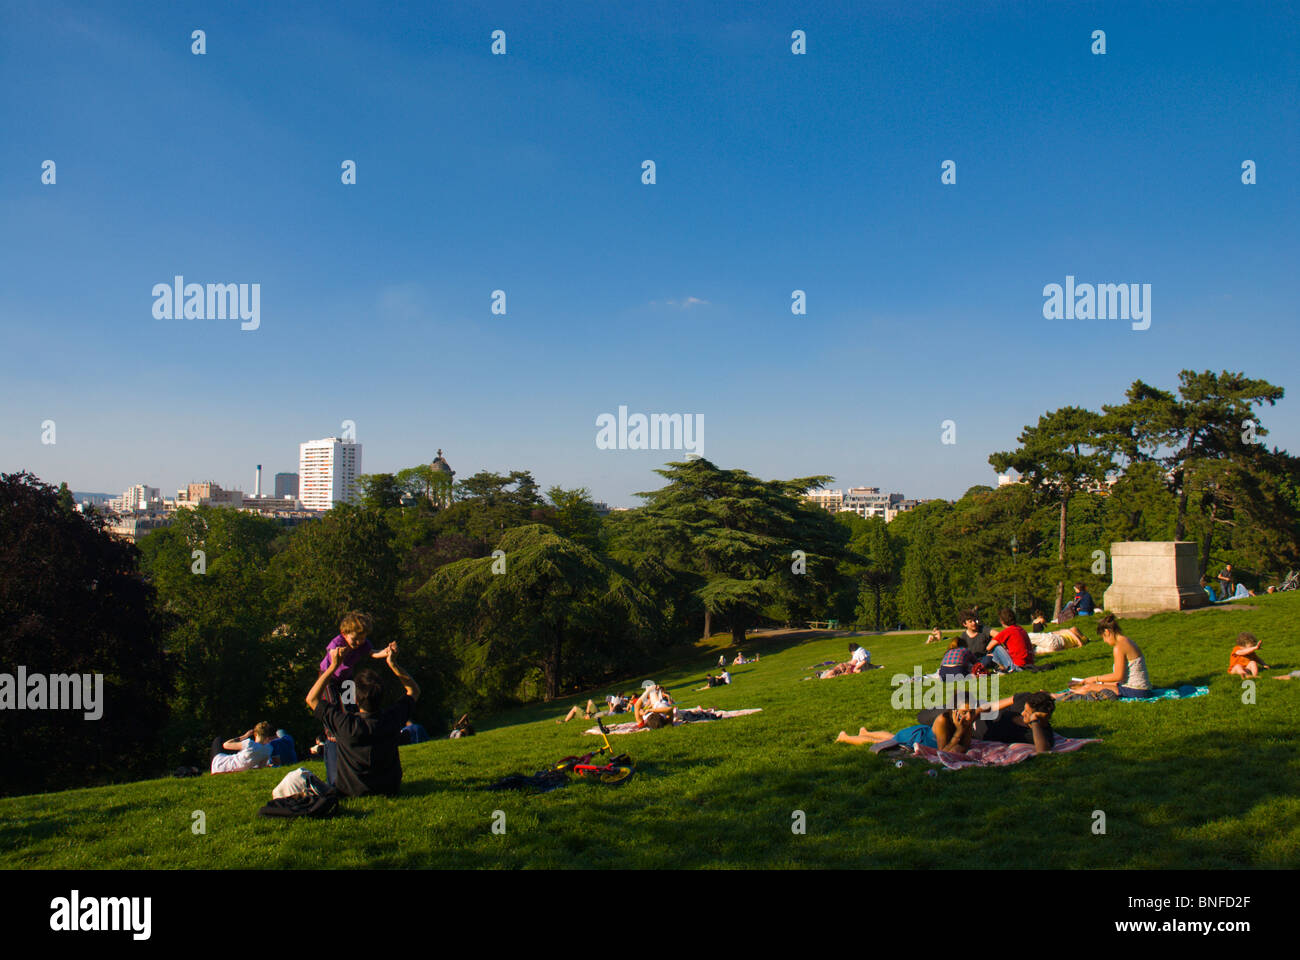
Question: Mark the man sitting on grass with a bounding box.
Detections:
[986,608,1033,671]
[306,644,421,798]
[696,670,731,691]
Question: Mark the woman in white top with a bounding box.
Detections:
[1063,614,1154,699]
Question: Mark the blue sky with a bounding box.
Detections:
[2,1,1297,505]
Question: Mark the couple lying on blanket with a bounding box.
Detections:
[838,690,1057,755]
[819,642,878,678]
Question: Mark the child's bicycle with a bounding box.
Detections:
[554,717,635,785]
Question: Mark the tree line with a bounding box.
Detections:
[2,369,1296,797]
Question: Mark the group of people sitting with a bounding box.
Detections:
[938,608,1038,677]
[839,610,1156,754]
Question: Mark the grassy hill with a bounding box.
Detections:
[3,596,1298,869]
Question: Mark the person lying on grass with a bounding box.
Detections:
[836,690,1056,755]
[819,659,874,678]
[1028,610,1087,653]
[449,714,474,738]
[634,683,676,729]
[210,721,277,774]
[557,700,600,723]
[1228,632,1270,677]
[1057,613,1151,699]
[306,644,421,798]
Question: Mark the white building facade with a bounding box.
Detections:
[298,438,362,511]
[109,484,162,514]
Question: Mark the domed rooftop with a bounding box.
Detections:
[430,449,454,475]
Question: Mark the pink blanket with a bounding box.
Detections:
[910,736,1100,768]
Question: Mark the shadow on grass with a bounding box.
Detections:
[0,802,135,848]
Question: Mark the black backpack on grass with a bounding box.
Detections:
[257,789,340,819]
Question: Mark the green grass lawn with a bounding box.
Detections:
[3,596,1298,869]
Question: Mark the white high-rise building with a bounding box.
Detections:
[298,437,362,511]
[109,483,161,514]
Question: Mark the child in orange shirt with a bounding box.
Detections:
[1228,632,1270,677]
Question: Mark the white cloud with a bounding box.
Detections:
[652,296,711,309]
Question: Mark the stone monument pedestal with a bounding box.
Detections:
[1103,541,1208,616]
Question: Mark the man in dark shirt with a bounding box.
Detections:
[1217,564,1234,600]
[306,644,421,798]
[973,691,1055,751]
[959,610,993,659]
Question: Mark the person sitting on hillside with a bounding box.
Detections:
[957,610,994,660]
[606,693,632,714]
[316,612,395,785]
[634,684,676,729]
[696,670,731,691]
[210,722,276,774]
[449,713,474,738]
[398,720,429,745]
[837,691,1056,755]
[1055,583,1095,623]
[1058,613,1152,699]
[987,608,1033,671]
[819,656,876,678]
[1228,632,1270,678]
[938,636,975,680]
[718,654,727,668]
[733,651,760,665]
[849,642,871,665]
[557,699,599,724]
[925,627,943,644]
[306,644,421,797]
[1200,576,1220,603]
[1027,610,1087,653]
[267,728,297,766]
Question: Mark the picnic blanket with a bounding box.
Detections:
[909,735,1100,769]
[1057,684,1209,702]
[585,708,762,735]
